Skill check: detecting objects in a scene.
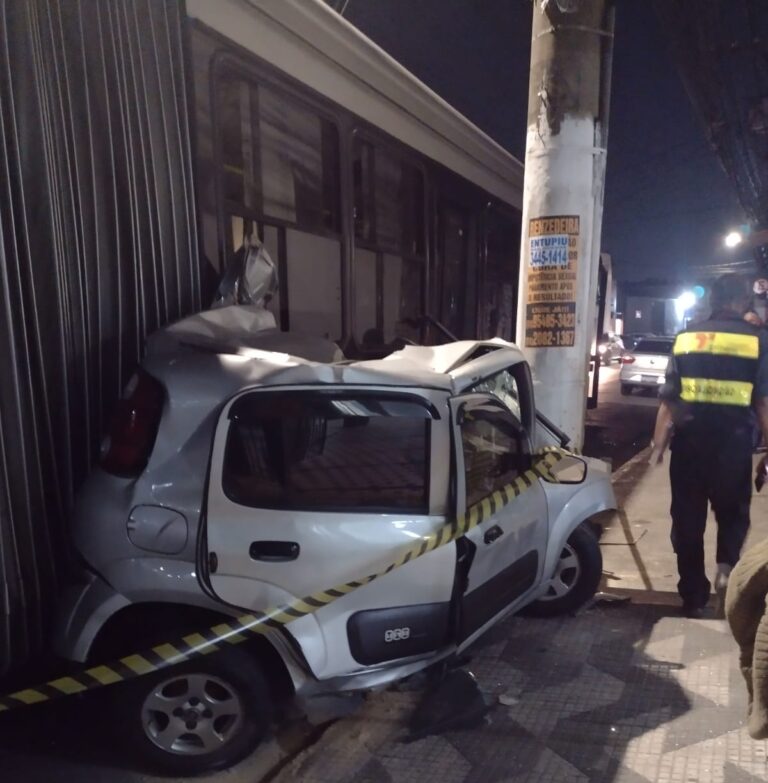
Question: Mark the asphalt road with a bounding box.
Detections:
[583,364,659,469]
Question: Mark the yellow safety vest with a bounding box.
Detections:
[672,326,760,408]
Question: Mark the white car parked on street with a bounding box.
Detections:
[55,313,616,774]
[619,337,675,395]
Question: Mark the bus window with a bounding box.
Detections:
[352,139,425,349]
[373,148,402,251]
[439,204,469,338]
[217,73,340,234]
[259,85,340,233]
[481,207,520,341]
[402,165,425,258]
[383,253,422,342]
[353,141,375,243]
[218,78,257,209]
[215,70,343,340]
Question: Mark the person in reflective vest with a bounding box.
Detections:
[649,273,768,618]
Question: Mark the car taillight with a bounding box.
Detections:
[100,370,164,477]
[621,355,636,364]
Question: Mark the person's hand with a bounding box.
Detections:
[756,456,768,492]
[647,442,665,465]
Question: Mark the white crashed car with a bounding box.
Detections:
[55,322,615,774]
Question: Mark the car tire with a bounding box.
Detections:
[524,523,602,617]
[120,646,272,775]
[620,383,632,396]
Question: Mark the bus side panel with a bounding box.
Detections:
[188,17,522,354]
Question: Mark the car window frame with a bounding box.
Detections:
[221,389,438,515]
[465,362,536,436]
[451,393,534,513]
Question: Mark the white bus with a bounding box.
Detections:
[187,0,524,355]
[0,0,524,675]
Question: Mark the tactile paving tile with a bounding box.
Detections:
[271,604,764,783]
[378,735,472,783]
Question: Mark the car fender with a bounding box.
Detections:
[54,563,312,694]
[55,561,241,662]
[539,458,616,587]
[55,572,131,663]
[102,558,326,679]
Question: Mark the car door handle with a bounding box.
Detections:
[484,525,504,545]
[249,541,300,562]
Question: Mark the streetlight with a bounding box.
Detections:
[725,230,744,248]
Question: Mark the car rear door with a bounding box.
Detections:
[450,394,549,647]
[203,386,457,679]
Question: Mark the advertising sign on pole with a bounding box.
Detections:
[524,215,580,348]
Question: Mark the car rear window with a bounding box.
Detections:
[634,339,673,354]
[223,392,433,513]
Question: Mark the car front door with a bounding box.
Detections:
[202,386,457,680]
[450,394,548,646]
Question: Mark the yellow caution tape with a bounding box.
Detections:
[0,447,574,713]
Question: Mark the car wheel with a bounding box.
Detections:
[121,647,271,775]
[620,383,632,396]
[525,523,602,617]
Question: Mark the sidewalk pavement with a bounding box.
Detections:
[266,450,768,783]
[602,451,768,601]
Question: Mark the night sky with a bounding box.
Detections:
[344,0,746,284]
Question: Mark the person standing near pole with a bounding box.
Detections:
[649,274,768,618]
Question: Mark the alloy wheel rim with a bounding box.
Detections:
[141,672,243,755]
[539,542,581,601]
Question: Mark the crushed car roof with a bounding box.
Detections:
[143,330,527,397]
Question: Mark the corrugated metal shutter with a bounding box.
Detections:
[0,0,201,675]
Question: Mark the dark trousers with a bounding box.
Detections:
[669,427,752,607]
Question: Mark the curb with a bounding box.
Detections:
[609,446,655,508]
[611,445,652,482]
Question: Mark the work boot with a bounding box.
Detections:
[714,564,731,619]
[681,602,705,619]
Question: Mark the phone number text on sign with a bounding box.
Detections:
[530,234,570,267]
[524,215,579,349]
[525,303,576,346]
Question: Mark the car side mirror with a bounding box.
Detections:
[546,455,587,484]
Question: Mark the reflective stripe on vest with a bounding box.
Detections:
[679,377,754,406]
[674,331,759,359]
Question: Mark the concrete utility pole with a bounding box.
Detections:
[516,0,615,448]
